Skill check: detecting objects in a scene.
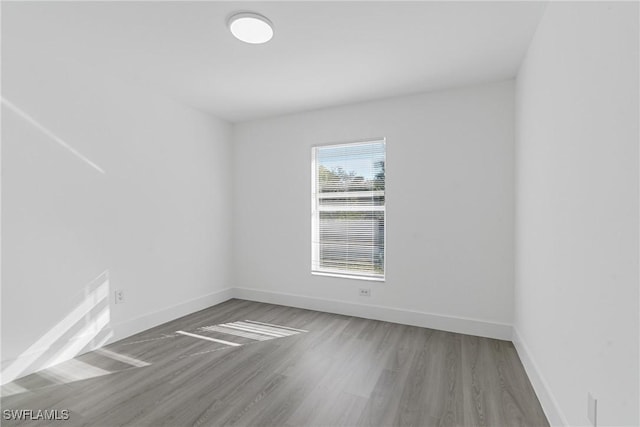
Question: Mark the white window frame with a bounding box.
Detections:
[311,138,386,282]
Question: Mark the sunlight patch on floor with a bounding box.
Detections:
[177,320,308,355]
[1,271,111,385]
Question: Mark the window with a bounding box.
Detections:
[311,139,386,281]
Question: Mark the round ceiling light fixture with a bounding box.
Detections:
[228,12,274,44]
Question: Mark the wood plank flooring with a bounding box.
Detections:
[1,299,549,426]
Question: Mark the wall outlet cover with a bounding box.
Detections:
[359,288,371,297]
[115,289,125,304]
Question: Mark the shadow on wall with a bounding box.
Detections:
[1,270,113,386]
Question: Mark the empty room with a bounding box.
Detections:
[1,1,638,426]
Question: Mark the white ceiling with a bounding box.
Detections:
[3,1,546,123]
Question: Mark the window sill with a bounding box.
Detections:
[311,271,385,282]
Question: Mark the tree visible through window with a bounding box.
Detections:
[311,140,385,280]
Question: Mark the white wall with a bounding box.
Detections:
[233,81,515,339]
[515,2,639,426]
[1,44,233,381]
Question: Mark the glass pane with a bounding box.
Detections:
[316,142,385,193]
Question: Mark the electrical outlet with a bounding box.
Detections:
[587,393,597,427]
[359,288,371,297]
[114,289,125,304]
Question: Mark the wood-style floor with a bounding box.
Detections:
[1,299,549,426]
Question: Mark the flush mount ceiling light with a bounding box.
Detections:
[228,12,274,44]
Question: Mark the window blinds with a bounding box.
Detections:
[311,140,386,280]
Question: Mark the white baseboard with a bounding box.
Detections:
[1,287,234,385]
[512,327,568,426]
[110,287,234,342]
[232,287,512,340]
